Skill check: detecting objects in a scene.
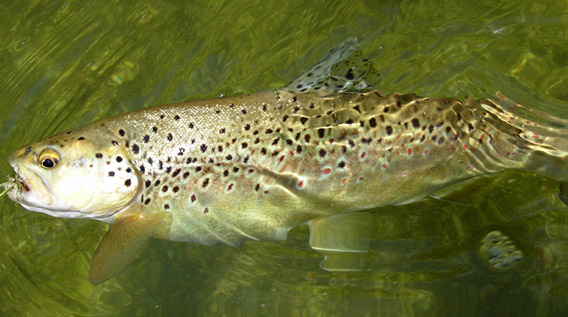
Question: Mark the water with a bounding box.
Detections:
[1,0,567,315]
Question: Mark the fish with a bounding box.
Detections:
[3,38,568,284]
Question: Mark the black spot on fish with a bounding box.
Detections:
[296,145,302,153]
[154,179,161,186]
[242,109,247,115]
[126,168,132,173]
[304,134,311,142]
[338,161,345,168]
[191,194,196,202]
[189,123,194,129]
[200,144,207,153]
[369,118,377,128]
[125,179,131,187]
[132,144,140,154]
[139,165,145,174]
[319,149,326,157]
[244,124,251,131]
[165,167,172,173]
[119,129,125,136]
[173,186,179,193]
[265,129,273,134]
[167,133,173,141]
[78,137,85,140]
[202,178,210,188]
[233,167,239,173]
[112,141,119,146]
[241,142,248,149]
[152,127,158,133]
[272,138,279,145]
[255,184,260,191]
[353,105,361,113]
[317,128,325,138]
[226,154,233,160]
[143,135,150,143]
[219,128,226,134]
[283,115,289,122]
[300,117,309,125]
[195,166,202,172]
[95,153,103,158]
[261,148,267,155]
[162,185,168,192]
[183,171,190,179]
[144,198,151,205]
[108,171,115,177]
[174,115,180,120]
[243,156,249,163]
[384,107,389,113]
[386,126,393,135]
[164,204,170,209]
[145,180,151,188]
[116,156,123,162]
[412,118,420,128]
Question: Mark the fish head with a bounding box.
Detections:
[6,128,139,221]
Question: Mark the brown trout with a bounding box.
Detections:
[3,39,568,283]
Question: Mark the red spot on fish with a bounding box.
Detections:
[470,165,476,170]
[463,145,467,150]
[424,149,429,155]
[227,183,233,191]
[298,180,304,187]
[323,168,331,175]
[328,139,334,144]
[264,190,269,194]
[341,178,346,185]
[279,155,285,162]
[407,148,412,155]
[203,207,209,214]
[402,171,408,176]
[360,152,366,159]
[430,166,435,170]
[358,177,364,182]
[382,164,387,169]
[488,135,493,144]
[248,169,254,173]
[534,133,539,139]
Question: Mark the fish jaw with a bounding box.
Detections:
[7,147,55,211]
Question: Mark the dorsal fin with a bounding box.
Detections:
[284,38,380,96]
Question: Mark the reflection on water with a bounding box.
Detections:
[1,0,568,315]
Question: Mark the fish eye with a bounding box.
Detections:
[38,148,60,169]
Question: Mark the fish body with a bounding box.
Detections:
[5,39,568,283]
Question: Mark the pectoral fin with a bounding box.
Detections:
[89,211,165,284]
[309,212,375,272]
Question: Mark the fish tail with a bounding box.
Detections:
[472,92,568,182]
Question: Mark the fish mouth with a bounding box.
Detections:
[7,159,53,207]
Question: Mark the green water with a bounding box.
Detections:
[1,0,568,315]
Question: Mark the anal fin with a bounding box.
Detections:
[89,211,165,284]
[309,212,375,272]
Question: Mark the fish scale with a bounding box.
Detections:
[4,39,568,283]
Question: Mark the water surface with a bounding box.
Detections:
[1,0,568,315]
